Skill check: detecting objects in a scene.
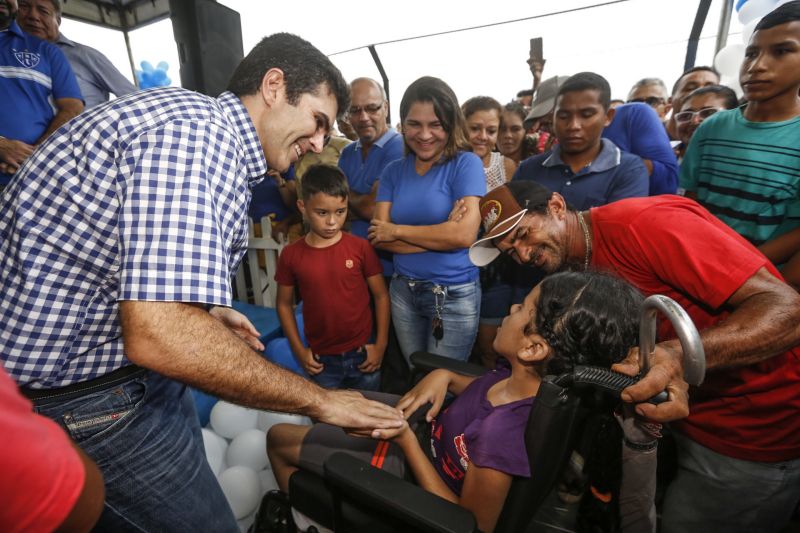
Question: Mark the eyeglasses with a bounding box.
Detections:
[628,96,666,108]
[347,102,384,117]
[674,107,720,124]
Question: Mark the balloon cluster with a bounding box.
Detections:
[193,304,313,531]
[715,0,795,94]
[203,403,312,531]
[136,60,172,89]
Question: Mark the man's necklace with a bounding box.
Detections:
[577,212,592,271]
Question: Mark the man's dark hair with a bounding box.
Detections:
[462,96,502,119]
[516,89,534,98]
[300,164,349,201]
[684,85,739,110]
[400,76,469,162]
[557,72,612,110]
[671,66,719,95]
[756,0,800,31]
[227,33,350,119]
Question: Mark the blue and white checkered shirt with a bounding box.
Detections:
[0,87,267,388]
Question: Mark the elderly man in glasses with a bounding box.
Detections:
[627,77,671,119]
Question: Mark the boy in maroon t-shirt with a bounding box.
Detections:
[275,165,388,390]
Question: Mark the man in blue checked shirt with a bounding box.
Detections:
[0,32,403,531]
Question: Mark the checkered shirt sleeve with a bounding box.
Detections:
[0,88,265,388]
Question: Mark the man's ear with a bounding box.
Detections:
[260,68,286,108]
[604,106,616,127]
[518,333,551,363]
[548,192,568,219]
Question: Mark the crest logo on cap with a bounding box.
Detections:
[480,200,501,233]
[14,50,40,68]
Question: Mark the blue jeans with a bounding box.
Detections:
[311,348,381,391]
[390,276,480,364]
[661,432,800,533]
[34,371,238,532]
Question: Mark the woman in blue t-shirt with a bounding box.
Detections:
[367,76,487,364]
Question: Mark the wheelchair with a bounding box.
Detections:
[258,294,706,533]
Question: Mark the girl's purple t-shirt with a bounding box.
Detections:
[429,367,534,495]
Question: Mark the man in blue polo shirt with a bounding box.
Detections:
[338,77,404,275]
[17,0,136,109]
[0,0,82,187]
[513,72,649,210]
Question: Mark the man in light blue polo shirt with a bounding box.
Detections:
[338,77,404,275]
[0,0,82,187]
[17,0,137,109]
[513,72,649,210]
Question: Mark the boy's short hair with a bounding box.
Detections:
[756,0,800,31]
[300,164,349,201]
[558,72,612,110]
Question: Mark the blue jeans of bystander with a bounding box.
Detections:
[390,275,481,365]
[312,349,381,391]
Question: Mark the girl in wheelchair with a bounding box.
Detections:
[267,270,656,533]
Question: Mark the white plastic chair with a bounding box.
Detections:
[233,217,286,307]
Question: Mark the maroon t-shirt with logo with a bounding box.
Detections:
[275,233,382,354]
[430,366,534,495]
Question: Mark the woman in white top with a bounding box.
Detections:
[462,97,517,192]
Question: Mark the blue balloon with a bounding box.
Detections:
[736,0,749,11]
[156,61,169,72]
[140,60,154,73]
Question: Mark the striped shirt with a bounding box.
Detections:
[679,108,800,245]
[0,87,267,388]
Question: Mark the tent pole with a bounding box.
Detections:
[715,0,734,55]
[368,45,390,125]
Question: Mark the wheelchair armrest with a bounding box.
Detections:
[323,452,478,533]
[410,351,488,378]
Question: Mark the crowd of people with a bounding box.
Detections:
[1,0,800,532]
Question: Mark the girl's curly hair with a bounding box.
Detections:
[525,271,643,376]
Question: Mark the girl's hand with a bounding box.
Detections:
[396,369,451,421]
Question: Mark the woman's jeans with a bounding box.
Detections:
[34,371,238,532]
[390,275,481,365]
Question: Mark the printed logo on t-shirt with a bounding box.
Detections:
[13,49,40,68]
[453,433,470,471]
[345,259,353,269]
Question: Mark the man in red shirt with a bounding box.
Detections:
[468,181,800,532]
[0,366,104,532]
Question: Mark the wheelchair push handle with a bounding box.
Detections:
[568,365,669,404]
[639,294,706,387]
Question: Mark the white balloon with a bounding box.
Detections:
[256,410,312,433]
[218,466,262,519]
[719,75,744,98]
[737,0,778,24]
[741,18,760,44]
[226,429,269,471]
[714,43,746,77]
[237,511,256,533]
[201,428,229,476]
[210,401,259,439]
[259,468,279,496]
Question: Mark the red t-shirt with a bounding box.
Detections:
[590,195,800,462]
[0,368,85,532]
[275,233,383,354]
